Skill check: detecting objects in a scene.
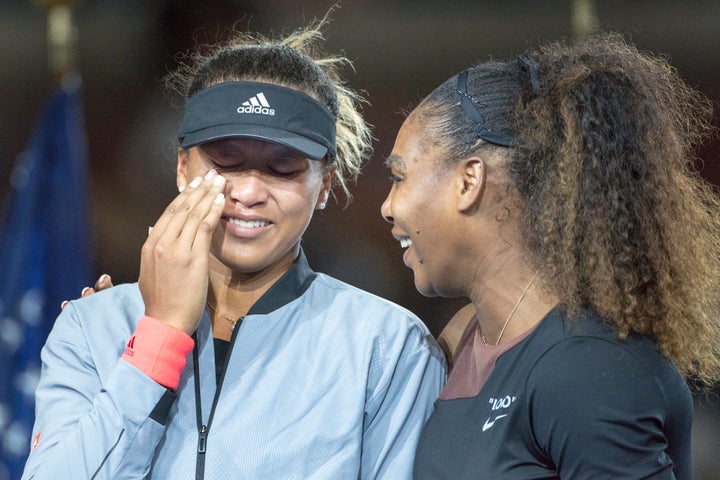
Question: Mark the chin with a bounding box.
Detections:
[414,273,462,299]
[414,278,440,298]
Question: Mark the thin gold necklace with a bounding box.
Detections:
[481,271,538,346]
[207,301,239,330]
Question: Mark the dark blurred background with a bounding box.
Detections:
[1,0,718,477]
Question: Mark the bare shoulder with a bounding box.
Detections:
[437,303,476,367]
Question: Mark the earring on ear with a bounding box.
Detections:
[318,190,329,210]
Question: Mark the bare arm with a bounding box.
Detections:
[437,303,475,368]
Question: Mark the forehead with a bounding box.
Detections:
[386,115,439,170]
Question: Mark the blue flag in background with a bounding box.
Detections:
[0,76,92,480]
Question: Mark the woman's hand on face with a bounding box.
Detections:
[139,170,226,335]
[60,274,114,309]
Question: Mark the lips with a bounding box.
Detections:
[392,230,413,249]
[226,217,271,228]
[221,214,273,237]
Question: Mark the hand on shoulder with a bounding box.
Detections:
[60,274,114,309]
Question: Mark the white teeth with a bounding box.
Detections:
[400,238,412,249]
[228,218,270,228]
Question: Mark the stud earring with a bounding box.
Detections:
[318,190,329,210]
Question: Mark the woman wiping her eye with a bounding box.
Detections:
[23,18,446,480]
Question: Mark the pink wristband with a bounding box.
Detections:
[121,315,194,390]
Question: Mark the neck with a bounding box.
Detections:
[470,269,557,345]
[206,251,296,339]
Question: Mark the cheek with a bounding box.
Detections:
[273,183,321,224]
[408,188,455,258]
[298,173,326,207]
[182,158,215,185]
[399,183,434,227]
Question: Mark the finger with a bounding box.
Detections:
[192,191,226,253]
[158,170,220,242]
[93,274,106,290]
[178,174,226,247]
[81,287,95,297]
[147,172,206,241]
[60,300,69,310]
[147,175,201,240]
[94,274,113,291]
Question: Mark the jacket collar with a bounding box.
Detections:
[246,248,317,315]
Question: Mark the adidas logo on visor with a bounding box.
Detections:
[237,92,275,116]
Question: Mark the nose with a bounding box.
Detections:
[380,190,394,224]
[225,171,269,208]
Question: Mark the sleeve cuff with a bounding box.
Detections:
[121,315,194,390]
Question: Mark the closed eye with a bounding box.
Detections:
[270,168,304,178]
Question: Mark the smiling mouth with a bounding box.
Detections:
[227,218,271,228]
[400,238,412,249]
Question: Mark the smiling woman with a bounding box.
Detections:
[382,33,720,479]
[21,17,446,480]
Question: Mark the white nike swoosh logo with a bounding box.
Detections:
[482,414,508,432]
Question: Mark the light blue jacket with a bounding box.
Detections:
[22,253,446,479]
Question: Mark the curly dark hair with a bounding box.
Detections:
[417,33,720,388]
[163,17,372,203]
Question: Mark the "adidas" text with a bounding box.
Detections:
[237,105,275,115]
[237,92,275,116]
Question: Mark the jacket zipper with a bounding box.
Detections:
[193,316,244,480]
[195,424,207,480]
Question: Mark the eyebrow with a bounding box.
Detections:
[384,153,406,172]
